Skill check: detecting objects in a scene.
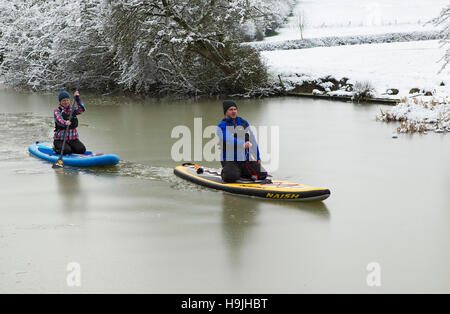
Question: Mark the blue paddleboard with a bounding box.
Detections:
[29,142,120,167]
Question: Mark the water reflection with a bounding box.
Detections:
[279,200,331,219]
[221,193,331,269]
[221,194,260,268]
[54,168,86,214]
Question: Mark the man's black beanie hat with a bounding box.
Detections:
[223,100,237,114]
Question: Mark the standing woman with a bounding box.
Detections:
[54,88,86,155]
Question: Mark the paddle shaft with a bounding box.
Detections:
[245,132,258,162]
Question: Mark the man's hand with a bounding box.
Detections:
[65,121,71,126]
[244,142,252,149]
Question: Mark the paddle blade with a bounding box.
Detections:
[52,159,64,169]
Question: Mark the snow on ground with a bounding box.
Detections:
[260,1,450,133]
[261,40,450,98]
[265,0,447,41]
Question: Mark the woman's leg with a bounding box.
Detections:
[69,139,86,154]
[53,140,73,155]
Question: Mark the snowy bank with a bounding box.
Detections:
[262,40,450,99]
[377,97,450,133]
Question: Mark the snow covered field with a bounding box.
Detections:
[261,40,450,98]
[266,0,447,41]
[262,36,450,133]
[261,0,449,99]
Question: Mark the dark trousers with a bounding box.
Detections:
[54,139,86,155]
[221,161,266,183]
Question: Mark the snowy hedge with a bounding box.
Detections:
[246,31,441,51]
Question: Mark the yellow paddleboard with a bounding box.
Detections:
[174,164,330,201]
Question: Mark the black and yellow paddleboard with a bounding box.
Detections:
[174,164,330,201]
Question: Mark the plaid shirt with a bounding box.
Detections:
[54,96,86,141]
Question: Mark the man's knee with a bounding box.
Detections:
[222,169,240,183]
[221,162,241,183]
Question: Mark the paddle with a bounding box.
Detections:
[52,79,82,169]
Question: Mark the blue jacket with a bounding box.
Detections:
[217,117,261,162]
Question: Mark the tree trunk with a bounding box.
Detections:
[190,41,234,76]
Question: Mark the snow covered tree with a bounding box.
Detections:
[297,9,307,40]
[0,0,116,91]
[0,0,62,90]
[53,0,117,91]
[0,0,290,95]
[241,0,296,41]
[263,0,295,36]
[433,5,450,72]
[106,0,281,95]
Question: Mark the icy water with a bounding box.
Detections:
[0,88,449,293]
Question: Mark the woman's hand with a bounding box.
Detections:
[65,121,72,126]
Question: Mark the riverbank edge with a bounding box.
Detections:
[275,74,403,105]
[0,79,434,106]
[286,91,399,104]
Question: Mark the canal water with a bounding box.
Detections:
[0,88,449,293]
